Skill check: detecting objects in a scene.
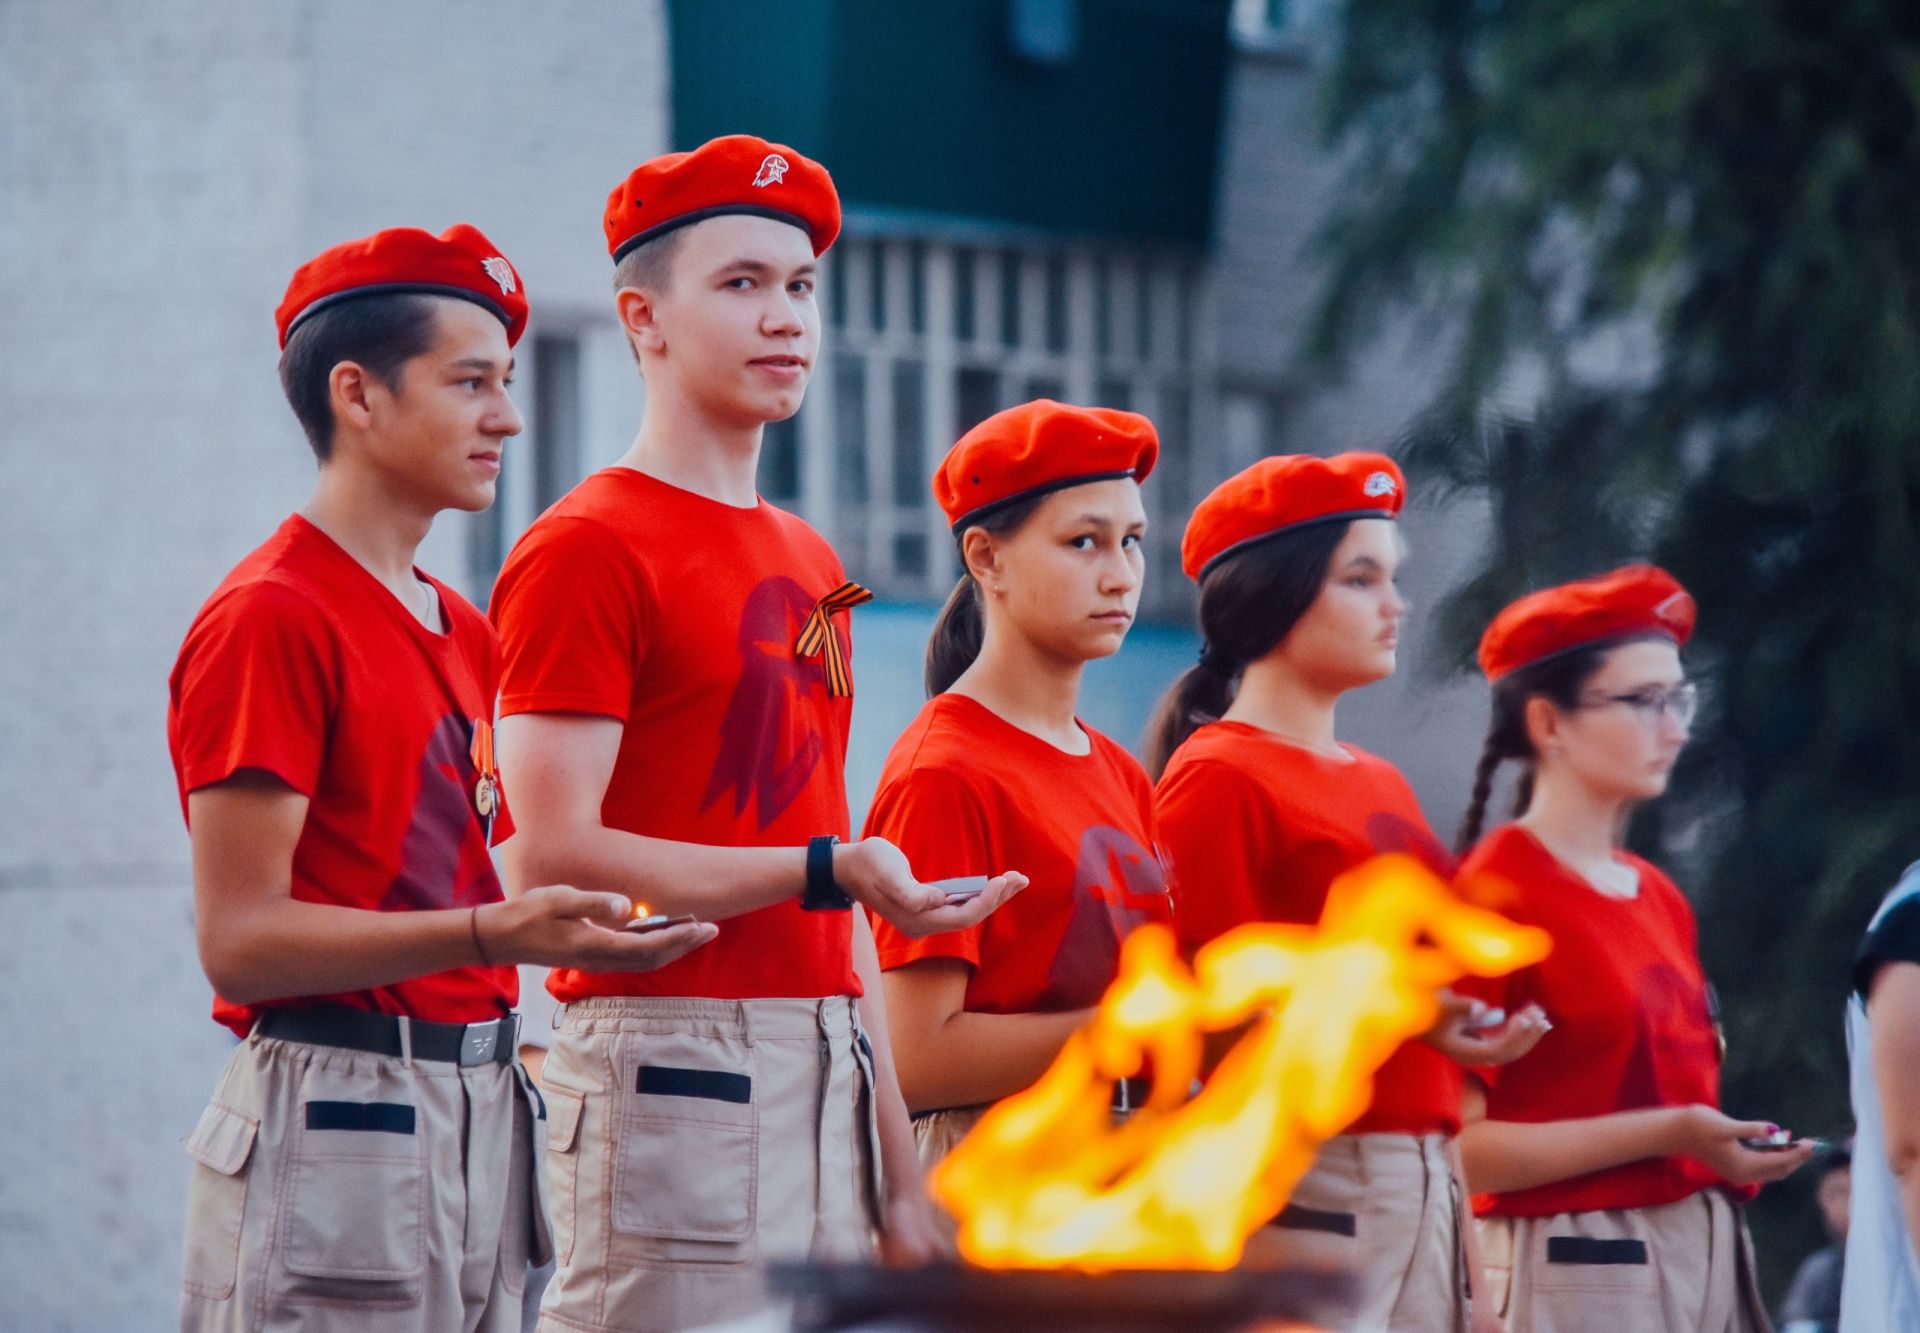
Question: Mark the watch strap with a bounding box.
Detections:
[802,835,852,911]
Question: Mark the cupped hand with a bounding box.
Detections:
[484,886,718,972]
[1423,991,1551,1067]
[1675,1104,1818,1186]
[837,838,1028,939]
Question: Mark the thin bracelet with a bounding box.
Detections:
[469,904,495,967]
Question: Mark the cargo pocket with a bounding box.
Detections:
[850,1030,886,1220]
[521,1068,556,1270]
[181,1099,259,1299]
[1529,1231,1660,1333]
[543,1086,585,1269]
[1474,1215,1514,1319]
[281,1100,426,1295]
[613,1036,758,1262]
[496,1066,554,1295]
[1241,1148,1360,1273]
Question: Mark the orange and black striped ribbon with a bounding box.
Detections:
[794,580,874,698]
[469,718,496,784]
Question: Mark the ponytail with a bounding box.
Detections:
[1144,661,1235,779]
[1144,521,1352,779]
[1456,639,1622,851]
[922,491,1050,699]
[925,575,985,697]
[1510,766,1538,822]
[1456,725,1506,852]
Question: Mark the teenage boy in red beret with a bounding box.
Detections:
[488,137,1025,1331]
[168,226,717,1333]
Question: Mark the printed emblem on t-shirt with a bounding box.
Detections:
[702,575,840,829]
[378,713,505,912]
[1365,810,1456,877]
[1042,825,1171,1009]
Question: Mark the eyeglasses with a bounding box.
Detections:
[1576,682,1698,728]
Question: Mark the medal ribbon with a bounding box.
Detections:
[469,719,496,788]
[793,580,873,698]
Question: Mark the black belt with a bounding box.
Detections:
[255,1005,519,1066]
[912,1076,1159,1123]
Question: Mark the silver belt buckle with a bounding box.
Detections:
[460,1018,502,1066]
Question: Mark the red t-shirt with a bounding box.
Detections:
[1456,824,1748,1217]
[1153,721,1462,1136]
[168,515,517,1037]
[490,467,858,1002]
[865,694,1174,1013]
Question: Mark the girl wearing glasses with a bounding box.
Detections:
[1454,565,1813,1332]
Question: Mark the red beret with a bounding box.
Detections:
[605,134,841,263]
[1181,452,1405,581]
[934,399,1159,533]
[275,224,527,349]
[1478,565,1696,682]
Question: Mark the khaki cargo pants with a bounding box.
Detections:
[1477,1189,1769,1333]
[535,995,883,1333]
[178,1025,549,1332]
[1242,1132,1471,1332]
[910,1104,986,1171]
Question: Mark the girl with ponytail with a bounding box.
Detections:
[1151,452,1547,1331]
[1453,566,1811,1331]
[864,401,1175,1175]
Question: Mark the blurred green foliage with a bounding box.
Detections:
[1315,0,1920,1296]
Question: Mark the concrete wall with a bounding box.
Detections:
[0,5,668,1326]
[0,0,666,892]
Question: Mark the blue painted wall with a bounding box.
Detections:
[846,600,1199,827]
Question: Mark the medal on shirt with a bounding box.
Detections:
[470,718,499,841]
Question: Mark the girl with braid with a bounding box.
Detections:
[1453,565,1812,1332]
[1149,453,1546,1332]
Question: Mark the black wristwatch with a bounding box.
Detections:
[802,835,853,911]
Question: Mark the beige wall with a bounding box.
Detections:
[0,6,668,1326]
[0,0,666,889]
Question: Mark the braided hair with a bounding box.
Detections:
[1456,641,1627,851]
[1144,522,1351,779]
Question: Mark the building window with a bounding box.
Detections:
[471,329,586,590]
[761,415,801,503]
[834,359,870,506]
[532,333,582,512]
[788,228,1219,618]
